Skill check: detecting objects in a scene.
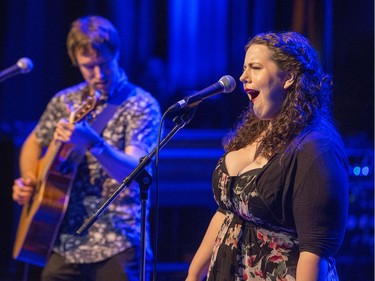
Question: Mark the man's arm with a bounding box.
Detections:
[91,141,147,182]
[12,131,43,205]
[19,131,43,178]
[54,119,148,182]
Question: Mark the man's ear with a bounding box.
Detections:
[283,72,296,90]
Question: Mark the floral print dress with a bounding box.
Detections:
[207,152,341,281]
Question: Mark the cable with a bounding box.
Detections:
[152,110,168,281]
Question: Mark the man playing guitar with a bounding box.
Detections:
[12,15,161,281]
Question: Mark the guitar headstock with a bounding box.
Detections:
[68,91,100,123]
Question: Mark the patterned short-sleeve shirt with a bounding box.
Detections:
[34,77,161,263]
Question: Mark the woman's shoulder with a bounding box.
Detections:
[290,120,347,161]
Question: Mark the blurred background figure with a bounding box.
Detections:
[11,15,160,281]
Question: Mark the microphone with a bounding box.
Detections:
[0,57,34,83]
[167,75,236,112]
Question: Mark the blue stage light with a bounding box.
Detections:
[361,166,369,176]
[353,166,361,176]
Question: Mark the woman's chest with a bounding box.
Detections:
[213,156,295,230]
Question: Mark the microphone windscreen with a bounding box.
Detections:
[219,75,236,93]
[17,57,34,73]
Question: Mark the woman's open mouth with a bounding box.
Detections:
[245,89,260,101]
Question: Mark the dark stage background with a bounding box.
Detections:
[0,1,373,280]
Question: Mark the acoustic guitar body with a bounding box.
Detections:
[13,94,97,266]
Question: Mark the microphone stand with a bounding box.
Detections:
[76,107,197,281]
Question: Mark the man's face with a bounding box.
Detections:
[75,49,120,95]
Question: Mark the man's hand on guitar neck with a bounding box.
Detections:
[12,176,36,205]
[54,119,100,148]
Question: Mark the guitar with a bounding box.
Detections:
[13,93,99,267]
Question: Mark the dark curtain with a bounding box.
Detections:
[0,0,372,137]
[0,0,334,123]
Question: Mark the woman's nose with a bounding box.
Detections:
[239,70,250,84]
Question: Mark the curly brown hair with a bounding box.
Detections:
[66,15,120,66]
[224,32,333,158]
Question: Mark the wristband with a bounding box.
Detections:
[89,138,105,156]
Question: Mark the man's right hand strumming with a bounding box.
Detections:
[12,176,36,205]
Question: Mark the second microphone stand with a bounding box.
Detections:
[76,107,197,281]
